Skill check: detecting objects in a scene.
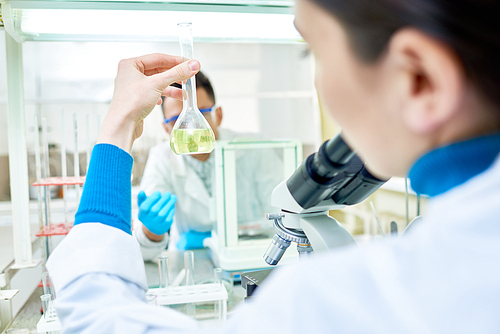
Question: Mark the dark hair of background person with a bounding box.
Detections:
[311,0,500,110]
[161,71,216,112]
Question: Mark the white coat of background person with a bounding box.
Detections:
[134,71,283,260]
[46,0,500,332]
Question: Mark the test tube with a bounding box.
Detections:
[42,271,51,296]
[214,268,222,287]
[41,118,53,257]
[40,294,55,322]
[158,256,169,290]
[73,113,80,206]
[213,268,223,322]
[41,118,52,228]
[184,251,194,286]
[184,251,195,317]
[86,112,91,170]
[60,110,69,229]
[33,113,44,230]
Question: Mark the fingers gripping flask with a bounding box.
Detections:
[170,22,216,155]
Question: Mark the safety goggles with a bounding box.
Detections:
[163,105,217,125]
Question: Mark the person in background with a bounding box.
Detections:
[134,71,282,260]
[47,0,500,332]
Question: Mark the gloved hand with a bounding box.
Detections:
[138,191,177,236]
[177,230,212,250]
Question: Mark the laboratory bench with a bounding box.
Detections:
[2,248,248,333]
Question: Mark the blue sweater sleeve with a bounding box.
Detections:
[74,143,133,234]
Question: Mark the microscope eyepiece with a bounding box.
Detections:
[286,134,356,209]
[312,135,355,181]
[286,133,387,210]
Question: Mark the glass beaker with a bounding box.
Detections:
[170,22,216,155]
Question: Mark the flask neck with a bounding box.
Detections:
[178,23,198,111]
[182,75,198,110]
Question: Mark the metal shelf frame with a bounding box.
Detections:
[1,0,300,43]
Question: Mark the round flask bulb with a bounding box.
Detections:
[170,22,215,155]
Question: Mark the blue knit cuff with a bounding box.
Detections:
[74,144,133,234]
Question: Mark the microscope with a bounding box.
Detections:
[263,133,388,266]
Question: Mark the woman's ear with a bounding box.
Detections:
[389,29,466,135]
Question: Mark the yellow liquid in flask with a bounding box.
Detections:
[170,129,215,155]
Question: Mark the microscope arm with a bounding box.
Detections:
[300,213,355,252]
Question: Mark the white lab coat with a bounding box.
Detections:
[47,154,500,333]
[136,128,282,260]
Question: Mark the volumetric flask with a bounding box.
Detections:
[170,22,216,155]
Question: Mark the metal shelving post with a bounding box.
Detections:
[5,31,39,269]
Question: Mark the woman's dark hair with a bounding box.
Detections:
[312,0,500,108]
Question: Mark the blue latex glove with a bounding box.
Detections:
[137,191,177,236]
[177,230,212,250]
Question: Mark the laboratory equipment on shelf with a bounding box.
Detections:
[264,133,389,266]
[170,22,216,155]
[204,139,302,272]
[32,113,84,261]
[148,252,228,322]
[32,110,101,262]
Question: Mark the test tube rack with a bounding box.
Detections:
[147,283,228,321]
[37,272,62,334]
[33,176,85,237]
[31,111,97,261]
[36,311,62,334]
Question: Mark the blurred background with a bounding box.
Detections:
[0,32,322,200]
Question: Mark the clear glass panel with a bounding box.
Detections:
[215,140,301,248]
[233,147,285,240]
